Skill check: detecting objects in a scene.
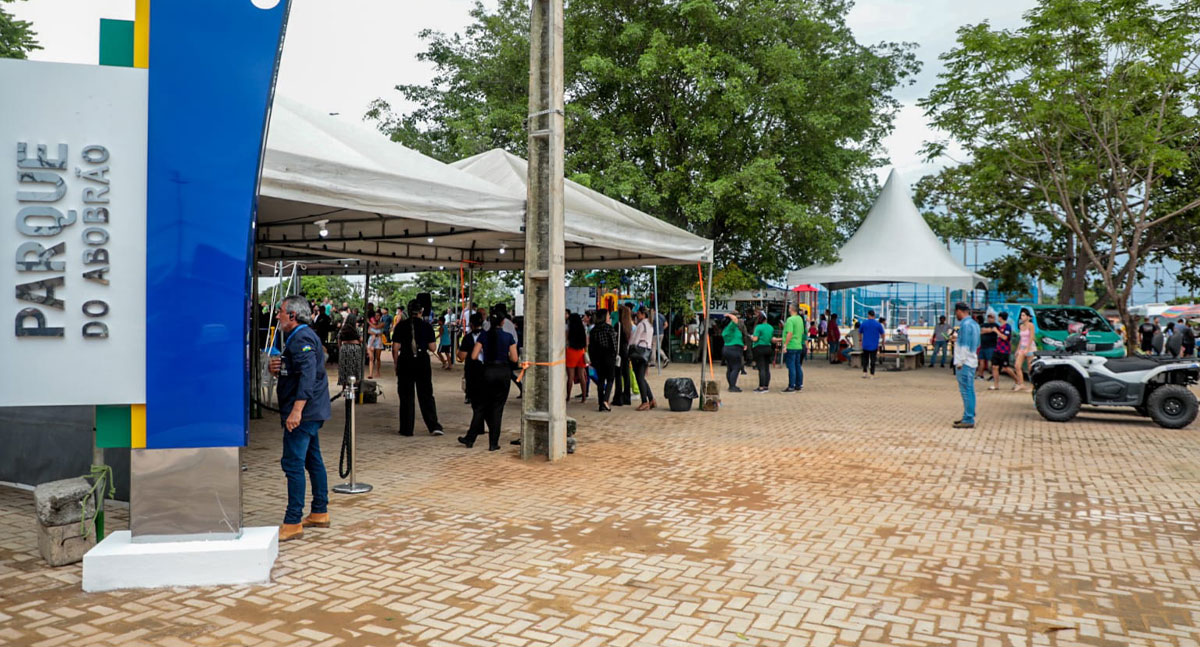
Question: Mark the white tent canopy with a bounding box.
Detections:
[452,149,712,266]
[255,98,711,275]
[787,169,988,292]
[1129,303,1170,318]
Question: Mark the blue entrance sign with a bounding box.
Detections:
[145,1,291,449]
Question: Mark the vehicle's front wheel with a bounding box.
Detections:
[1146,385,1198,429]
[1034,380,1081,422]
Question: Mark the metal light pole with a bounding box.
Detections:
[521,0,567,461]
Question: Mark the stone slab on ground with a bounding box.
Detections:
[33,477,94,527]
[36,520,96,567]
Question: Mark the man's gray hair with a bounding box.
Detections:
[282,295,312,324]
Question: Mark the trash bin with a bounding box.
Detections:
[663,377,698,412]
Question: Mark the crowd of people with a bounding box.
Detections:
[270,289,1200,540]
[1135,317,1198,358]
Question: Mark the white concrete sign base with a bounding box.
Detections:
[82,527,278,592]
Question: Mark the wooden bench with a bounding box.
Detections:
[848,350,926,371]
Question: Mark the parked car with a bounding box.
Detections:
[992,303,1126,358]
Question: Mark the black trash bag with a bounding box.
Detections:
[664,377,698,400]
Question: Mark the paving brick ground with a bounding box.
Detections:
[3,357,1200,647]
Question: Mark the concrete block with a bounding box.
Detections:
[37,521,96,567]
[83,527,278,591]
[33,478,95,526]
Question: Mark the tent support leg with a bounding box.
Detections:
[251,270,260,420]
[653,266,661,376]
[521,0,567,461]
[700,261,715,397]
[362,263,371,383]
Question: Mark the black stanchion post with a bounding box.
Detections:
[333,376,372,494]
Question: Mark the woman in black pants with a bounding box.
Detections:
[613,305,634,406]
[750,312,775,392]
[456,313,484,435]
[720,313,747,392]
[461,314,518,451]
[588,308,618,412]
[630,307,657,410]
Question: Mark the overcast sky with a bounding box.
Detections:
[10,0,1038,182]
[9,0,1180,301]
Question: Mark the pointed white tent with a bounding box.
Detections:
[787,169,987,291]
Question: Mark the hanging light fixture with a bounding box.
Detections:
[315,219,329,238]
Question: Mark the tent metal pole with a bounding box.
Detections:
[653,266,661,376]
[699,261,715,396]
[361,263,371,383]
[251,269,260,420]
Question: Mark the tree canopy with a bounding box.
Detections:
[1,0,39,59]
[368,0,918,296]
[918,0,1200,328]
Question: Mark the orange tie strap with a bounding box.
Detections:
[515,357,566,383]
[697,263,715,380]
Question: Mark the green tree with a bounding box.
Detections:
[1,0,39,59]
[258,276,358,307]
[918,0,1200,338]
[368,0,918,295]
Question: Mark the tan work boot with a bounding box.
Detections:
[302,512,330,528]
[279,522,304,542]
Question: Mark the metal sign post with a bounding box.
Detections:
[332,376,372,495]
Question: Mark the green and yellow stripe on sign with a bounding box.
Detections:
[99,0,148,68]
[94,3,150,450]
[95,405,147,449]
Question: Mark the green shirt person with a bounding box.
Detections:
[752,321,774,347]
[722,316,744,346]
[781,304,807,392]
[783,311,807,351]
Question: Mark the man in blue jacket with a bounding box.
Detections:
[858,310,886,378]
[269,294,332,541]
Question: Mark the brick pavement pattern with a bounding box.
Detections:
[2,359,1200,647]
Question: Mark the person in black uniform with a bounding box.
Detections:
[392,299,444,436]
[465,313,519,451]
[313,305,332,345]
[268,295,332,542]
[456,313,487,446]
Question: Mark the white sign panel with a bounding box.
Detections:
[566,286,596,315]
[0,59,147,406]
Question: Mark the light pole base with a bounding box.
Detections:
[332,482,373,495]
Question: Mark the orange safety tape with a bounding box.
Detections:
[697,263,715,380]
[515,358,566,383]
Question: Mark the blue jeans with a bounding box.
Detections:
[956,366,976,424]
[933,341,948,366]
[784,349,805,389]
[281,419,329,524]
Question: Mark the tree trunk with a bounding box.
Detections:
[1115,300,1137,351]
[1058,233,1087,306]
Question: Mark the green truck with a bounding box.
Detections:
[991,303,1126,358]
